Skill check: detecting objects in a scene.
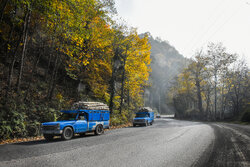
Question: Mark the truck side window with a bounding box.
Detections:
[78,113,85,120]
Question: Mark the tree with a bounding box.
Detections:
[205,43,236,119]
[227,60,249,117]
[187,50,206,117]
[121,29,151,113]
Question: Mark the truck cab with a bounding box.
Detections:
[41,109,110,141]
[133,107,154,127]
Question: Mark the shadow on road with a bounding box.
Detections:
[126,126,148,128]
[13,133,96,146]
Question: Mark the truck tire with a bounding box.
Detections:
[95,124,104,135]
[150,121,153,125]
[62,127,74,140]
[133,124,136,127]
[44,134,54,141]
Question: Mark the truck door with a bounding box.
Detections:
[75,113,87,133]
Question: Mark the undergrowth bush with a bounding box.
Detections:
[110,109,134,126]
[241,108,250,122]
[0,99,27,140]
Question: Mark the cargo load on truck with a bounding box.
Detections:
[72,101,109,110]
[139,107,153,112]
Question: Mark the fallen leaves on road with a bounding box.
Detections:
[0,136,44,145]
[105,123,132,131]
[0,123,132,145]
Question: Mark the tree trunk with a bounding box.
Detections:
[48,64,59,100]
[214,70,217,120]
[0,0,9,23]
[196,78,203,117]
[45,53,52,81]
[24,43,44,101]
[45,38,55,81]
[2,21,15,61]
[127,85,130,111]
[206,93,210,120]
[47,53,60,100]
[5,32,22,98]
[234,86,240,116]
[16,8,31,93]
[119,59,126,114]
[108,49,119,114]
[109,68,116,114]
[220,85,226,120]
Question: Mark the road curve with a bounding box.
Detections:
[196,123,250,167]
[0,119,214,167]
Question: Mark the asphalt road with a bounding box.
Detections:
[0,118,249,167]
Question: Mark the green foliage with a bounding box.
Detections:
[169,43,249,121]
[0,100,27,140]
[0,0,151,141]
[0,91,69,140]
[110,109,133,126]
[26,121,40,136]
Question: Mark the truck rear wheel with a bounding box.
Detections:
[62,127,73,140]
[44,134,54,141]
[95,125,103,135]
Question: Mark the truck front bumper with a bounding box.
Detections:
[42,130,63,135]
[133,120,147,126]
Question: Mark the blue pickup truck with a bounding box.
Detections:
[133,107,154,127]
[41,109,110,141]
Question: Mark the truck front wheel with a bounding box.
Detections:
[44,134,54,141]
[95,125,104,135]
[62,127,73,140]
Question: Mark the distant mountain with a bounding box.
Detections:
[142,33,188,114]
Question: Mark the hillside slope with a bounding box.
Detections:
[143,33,188,114]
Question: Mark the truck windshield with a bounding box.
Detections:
[136,113,149,118]
[58,113,77,121]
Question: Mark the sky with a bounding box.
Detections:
[114,0,250,66]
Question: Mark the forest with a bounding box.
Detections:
[169,43,250,121]
[0,0,151,140]
[0,0,249,142]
